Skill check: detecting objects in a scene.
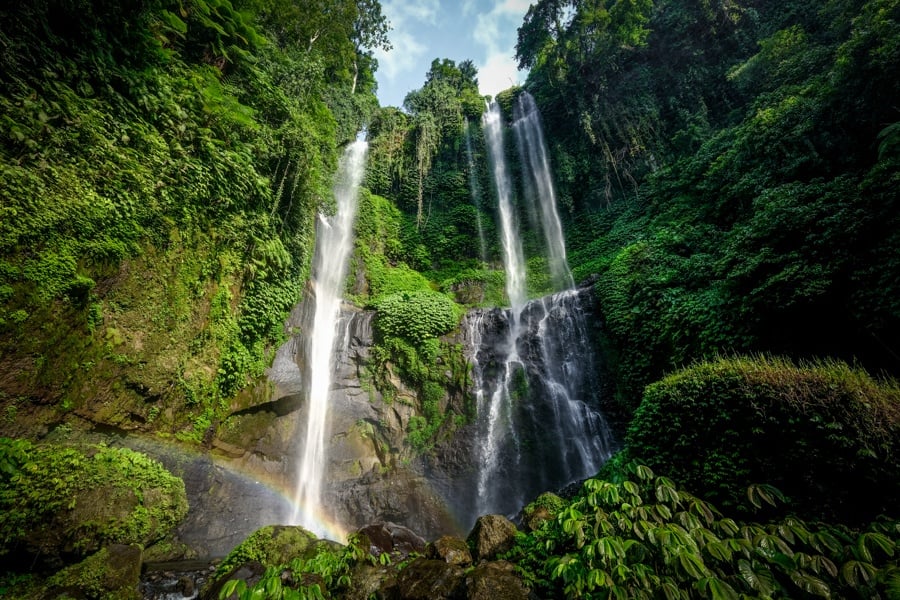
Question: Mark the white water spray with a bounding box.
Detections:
[513,92,574,290]
[291,140,367,533]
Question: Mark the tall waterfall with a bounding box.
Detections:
[464,120,488,264]
[291,139,367,533]
[469,99,614,519]
[483,102,527,311]
[478,102,529,514]
[513,92,574,290]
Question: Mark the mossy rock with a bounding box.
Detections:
[466,515,518,562]
[0,439,188,568]
[522,492,568,532]
[42,544,143,600]
[206,525,338,590]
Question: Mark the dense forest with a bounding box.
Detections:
[1,0,899,598]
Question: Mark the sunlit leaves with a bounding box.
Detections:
[507,461,900,599]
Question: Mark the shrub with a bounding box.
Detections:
[373,291,459,346]
[622,356,900,523]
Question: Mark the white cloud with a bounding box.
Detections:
[374,0,439,83]
[472,0,529,97]
[374,30,427,82]
[478,52,523,99]
[386,0,440,24]
[498,0,532,14]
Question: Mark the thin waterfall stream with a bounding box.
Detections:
[513,92,575,290]
[290,139,368,535]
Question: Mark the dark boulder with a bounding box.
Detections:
[466,515,518,562]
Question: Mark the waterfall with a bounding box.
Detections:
[513,92,575,291]
[478,102,529,515]
[468,100,614,520]
[291,139,368,534]
[483,102,527,312]
[464,120,488,264]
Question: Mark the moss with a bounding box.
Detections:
[522,492,568,532]
[0,440,188,564]
[210,525,321,584]
[39,545,142,600]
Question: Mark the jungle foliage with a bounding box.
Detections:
[518,0,900,409]
[619,356,900,524]
[506,462,900,599]
[0,0,386,433]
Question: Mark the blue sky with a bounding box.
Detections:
[373,0,532,108]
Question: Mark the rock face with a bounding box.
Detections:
[202,282,616,545]
[466,515,519,562]
[426,536,473,567]
[465,561,530,600]
[396,558,467,600]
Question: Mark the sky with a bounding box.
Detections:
[373,0,532,109]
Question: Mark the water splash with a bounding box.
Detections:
[513,92,574,291]
[291,140,368,534]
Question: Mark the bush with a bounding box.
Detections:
[373,291,459,346]
[622,356,900,523]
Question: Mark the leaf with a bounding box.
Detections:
[738,559,776,595]
[635,464,654,481]
[678,550,710,579]
[623,480,640,497]
[789,571,831,598]
[840,560,877,586]
[219,579,247,599]
[697,576,740,600]
[747,483,786,509]
[857,531,895,561]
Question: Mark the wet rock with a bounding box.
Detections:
[425,536,472,567]
[202,560,265,600]
[346,563,399,600]
[357,522,427,559]
[466,515,518,562]
[396,558,465,600]
[465,561,529,600]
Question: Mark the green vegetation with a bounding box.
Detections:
[0,439,187,562]
[518,0,900,410]
[619,356,900,524]
[0,0,386,434]
[207,527,386,599]
[505,462,900,599]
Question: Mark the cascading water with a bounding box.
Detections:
[483,102,528,311]
[513,92,574,290]
[290,139,368,534]
[464,120,489,264]
[469,99,615,519]
[478,102,529,515]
